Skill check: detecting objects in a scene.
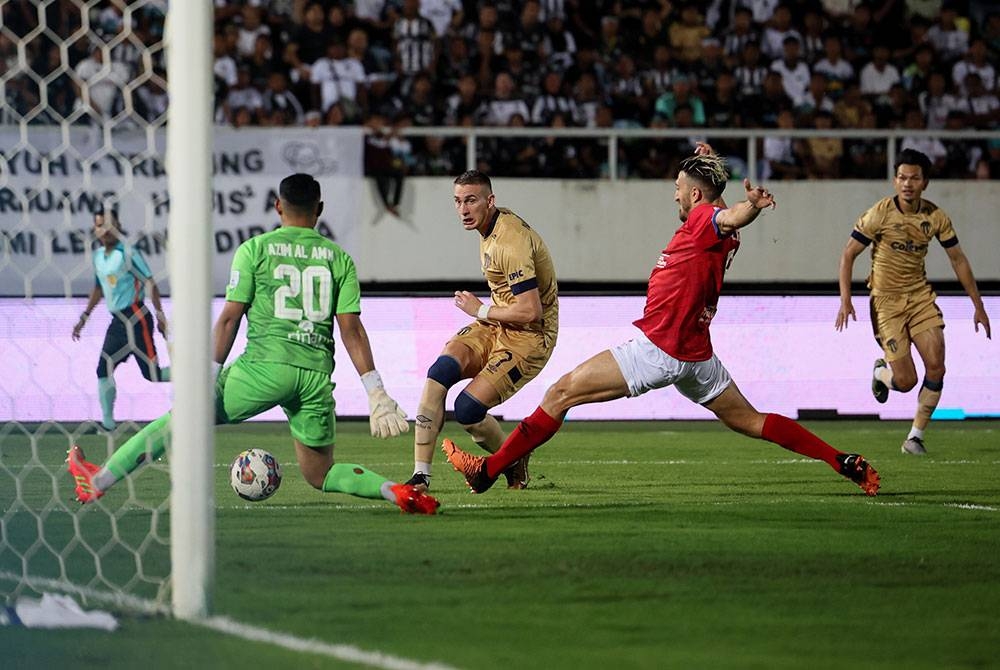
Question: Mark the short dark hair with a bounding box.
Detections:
[678,153,729,200]
[279,173,321,212]
[454,169,492,192]
[94,203,123,231]
[95,203,119,220]
[894,149,932,178]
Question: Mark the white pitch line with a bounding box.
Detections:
[0,569,168,615]
[197,615,460,670]
[212,498,1000,512]
[945,503,998,511]
[0,570,459,669]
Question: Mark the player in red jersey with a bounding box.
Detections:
[444,147,880,496]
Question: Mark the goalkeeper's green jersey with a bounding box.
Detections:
[225,225,361,374]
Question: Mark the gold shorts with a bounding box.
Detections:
[449,320,554,403]
[869,285,944,362]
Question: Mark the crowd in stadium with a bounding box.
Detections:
[2,0,999,179]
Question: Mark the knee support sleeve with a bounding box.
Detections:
[453,390,488,425]
[427,355,462,388]
[922,377,944,392]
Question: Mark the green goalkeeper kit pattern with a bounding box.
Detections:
[227,226,361,374]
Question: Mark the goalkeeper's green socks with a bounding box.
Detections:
[322,463,395,502]
[95,413,171,491]
[97,376,117,430]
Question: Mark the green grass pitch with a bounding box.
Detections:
[3,419,999,669]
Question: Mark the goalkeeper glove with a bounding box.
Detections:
[361,370,409,438]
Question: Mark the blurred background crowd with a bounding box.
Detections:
[2,0,999,180]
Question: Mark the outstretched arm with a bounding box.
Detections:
[336,312,377,375]
[213,300,248,365]
[336,312,409,438]
[713,178,777,236]
[945,243,991,339]
[836,238,866,331]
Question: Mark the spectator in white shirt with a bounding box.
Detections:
[926,5,969,64]
[963,73,1000,129]
[859,44,900,97]
[262,71,304,125]
[224,67,264,125]
[213,30,238,89]
[771,36,811,102]
[236,5,271,59]
[747,0,781,26]
[813,34,854,97]
[919,71,963,129]
[573,72,602,128]
[354,0,392,24]
[73,45,130,118]
[483,71,531,126]
[951,38,996,96]
[420,0,464,37]
[310,40,368,119]
[900,108,947,172]
[760,5,802,61]
[762,108,805,180]
[819,0,860,23]
[795,71,836,116]
[134,73,168,123]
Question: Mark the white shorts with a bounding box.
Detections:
[610,333,732,405]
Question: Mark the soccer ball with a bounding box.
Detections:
[230,448,282,502]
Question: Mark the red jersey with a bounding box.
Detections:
[633,201,740,361]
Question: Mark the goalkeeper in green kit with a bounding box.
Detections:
[68,173,439,514]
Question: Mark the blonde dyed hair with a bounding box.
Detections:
[678,153,729,200]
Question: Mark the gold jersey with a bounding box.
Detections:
[480,207,559,345]
[852,196,958,296]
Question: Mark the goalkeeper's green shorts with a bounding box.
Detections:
[215,356,336,447]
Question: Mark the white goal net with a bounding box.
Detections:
[1,0,174,614]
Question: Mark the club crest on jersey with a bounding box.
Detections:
[921,221,931,236]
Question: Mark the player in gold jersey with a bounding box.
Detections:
[835,149,991,455]
[407,170,558,490]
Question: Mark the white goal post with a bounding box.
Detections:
[166,1,214,621]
